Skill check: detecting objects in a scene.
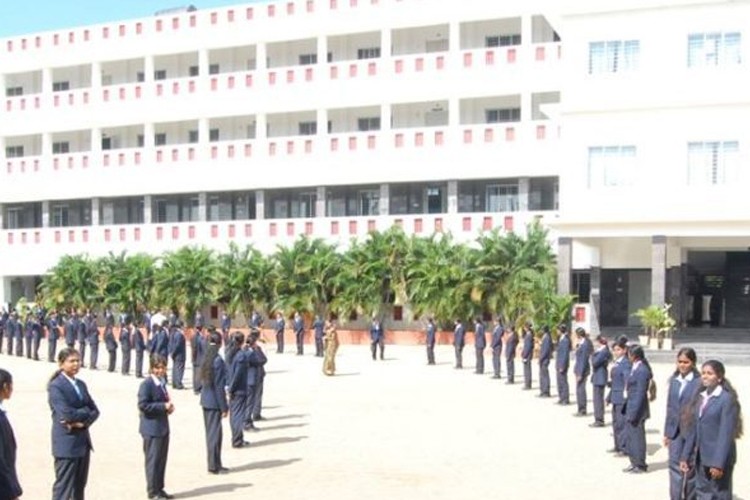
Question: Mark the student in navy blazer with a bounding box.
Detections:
[370,318,385,361]
[120,319,133,376]
[555,325,571,404]
[663,347,701,500]
[606,336,630,454]
[590,335,612,426]
[168,324,186,390]
[680,360,743,500]
[504,325,519,384]
[490,318,504,379]
[104,324,118,373]
[0,369,22,500]
[133,321,147,378]
[293,312,305,356]
[47,312,61,364]
[573,328,593,416]
[47,347,100,500]
[538,325,552,396]
[137,355,175,499]
[521,323,534,390]
[474,318,486,375]
[243,331,266,430]
[227,333,250,448]
[425,318,436,365]
[200,332,229,474]
[623,345,651,473]
[453,319,466,369]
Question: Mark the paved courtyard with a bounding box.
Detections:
[3,342,748,499]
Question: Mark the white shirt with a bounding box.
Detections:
[0,401,6,413]
[676,371,695,398]
[699,385,723,418]
[61,372,82,398]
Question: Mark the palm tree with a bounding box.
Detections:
[153,246,218,325]
[38,254,98,313]
[215,243,274,322]
[101,252,156,320]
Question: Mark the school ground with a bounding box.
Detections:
[3,343,749,500]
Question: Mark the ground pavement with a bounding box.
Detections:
[2,343,748,499]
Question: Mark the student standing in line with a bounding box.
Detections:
[663,347,701,500]
[137,355,175,500]
[623,344,652,474]
[504,325,519,384]
[490,318,504,379]
[228,333,250,448]
[555,325,571,405]
[47,311,61,363]
[590,334,612,427]
[200,332,229,474]
[133,320,147,378]
[474,318,486,375]
[573,327,593,416]
[313,315,325,358]
[425,318,436,366]
[453,319,466,369]
[168,323,186,390]
[274,313,285,354]
[0,368,22,499]
[521,323,534,390]
[680,359,743,499]
[120,318,133,376]
[322,319,339,376]
[104,323,118,373]
[48,347,100,499]
[243,331,266,430]
[606,336,630,455]
[293,312,305,356]
[369,317,385,361]
[537,325,552,397]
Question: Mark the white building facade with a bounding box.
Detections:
[0,0,562,309]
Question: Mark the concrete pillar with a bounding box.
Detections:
[557,237,572,295]
[42,67,52,93]
[42,200,50,228]
[197,192,208,222]
[0,203,4,229]
[317,109,327,136]
[144,55,155,82]
[518,177,530,212]
[316,186,326,217]
[198,118,209,161]
[198,48,209,76]
[522,14,533,45]
[449,98,460,127]
[521,91,533,122]
[449,21,460,52]
[381,103,391,131]
[143,195,152,224]
[256,113,267,140]
[91,128,102,154]
[255,190,265,220]
[144,123,155,148]
[0,277,10,310]
[91,198,100,226]
[447,180,458,214]
[651,235,667,306]
[317,35,328,64]
[0,136,6,163]
[378,184,390,216]
[589,266,601,336]
[42,132,52,156]
[91,61,102,89]
[381,27,391,58]
[256,42,267,70]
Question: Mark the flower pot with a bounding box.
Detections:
[649,337,660,350]
[638,335,650,346]
[661,337,673,350]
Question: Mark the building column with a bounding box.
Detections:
[589,266,601,336]
[255,190,265,220]
[317,35,328,64]
[198,48,209,76]
[91,61,102,89]
[317,109,327,135]
[557,237,572,295]
[143,195,152,224]
[315,186,326,218]
[144,55,155,82]
[0,135,6,163]
[447,180,458,214]
[518,177,530,212]
[42,132,52,156]
[91,128,102,155]
[381,103,391,131]
[379,183,390,216]
[256,42,267,70]
[256,113,267,140]
[0,203,4,229]
[42,67,52,93]
[144,122,155,148]
[448,21,460,53]
[522,13,533,45]
[381,27,391,58]
[449,98,460,128]
[521,91,533,122]
[91,198,100,226]
[42,200,50,228]
[651,235,667,306]
[198,192,208,221]
[0,277,10,310]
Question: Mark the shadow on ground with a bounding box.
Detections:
[175,482,252,498]
[232,458,302,473]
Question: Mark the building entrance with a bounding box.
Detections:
[686,251,750,328]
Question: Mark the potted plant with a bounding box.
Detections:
[633,304,676,350]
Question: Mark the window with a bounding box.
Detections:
[136,71,145,82]
[588,40,639,74]
[357,47,381,59]
[5,145,24,158]
[688,32,741,67]
[486,34,522,47]
[154,69,167,80]
[587,146,637,187]
[5,86,23,97]
[485,108,520,123]
[101,136,112,150]
[52,81,70,92]
[572,271,591,303]
[486,184,518,212]
[51,205,69,227]
[687,141,739,185]
[189,65,199,77]
[188,130,199,143]
[209,64,220,75]
[357,117,381,132]
[209,128,220,142]
[137,135,145,147]
[154,133,167,146]
[298,121,317,135]
[52,141,70,154]
[299,53,317,65]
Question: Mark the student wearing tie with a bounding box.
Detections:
[0,368,23,500]
[663,347,701,500]
[590,335,612,427]
[137,355,175,499]
[555,325,571,405]
[680,360,743,500]
[47,347,100,499]
[623,345,652,474]
[200,332,229,474]
[606,336,630,455]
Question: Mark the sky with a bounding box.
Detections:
[0,0,260,38]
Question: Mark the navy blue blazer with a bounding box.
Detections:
[137,376,170,438]
[0,410,22,499]
[86,319,99,345]
[169,329,186,359]
[624,361,651,423]
[64,318,77,345]
[119,326,132,350]
[490,325,504,350]
[608,356,631,405]
[104,327,118,351]
[556,334,571,371]
[293,318,304,334]
[48,374,99,458]
[228,350,249,396]
[245,347,266,386]
[47,319,61,342]
[199,356,228,413]
[133,327,146,352]
[591,346,612,386]
[521,331,534,361]
[453,324,466,348]
[663,369,701,440]
[153,329,169,358]
[313,319,324,339]
[370,323,384,342]
[221,314,231,332]
[505,331,518,361]
[426,323,436,345]
[574,338,593,377]
[682,388,738,468]
[190,332,203,364]
[539,332,552,362]
[474,323,486,349]
[274,318,285,333]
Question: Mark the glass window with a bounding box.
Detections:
[588,40,640,74]
[357,117,381,132]
[5,145,24,158]
[587,146,637,188]
[298,121,317,135]
[357,47,381,59]
[299,53,317,65]
[688,32,742,67]
[52,142,70,154]
[687,141,739,185]
[486,184,518,212]
[485,108,520,123]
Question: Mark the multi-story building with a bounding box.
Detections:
[556,0,750,332]
[0,0,562,316]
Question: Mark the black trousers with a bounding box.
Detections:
[593,385,605,423]
[506,358,515,382]
[370,339,384,360]
[426,343,435,365]
[192,364,201,394]
[315,337,324,357]
[276,331,284,353]
[296,332,304,355]
[557,369,569,403]
[172,356,185,388]
[143,434,169,497]
[202,409,223,472]
[475,348,484,374]
[107,349,117,372]
[576,377,587,413]
[24,335,32,358]
[48,337,58,363]
[134,349,144,377]
[492,348,502,377]
[252,378,264,419]
[695,452,733,500]
[33,334,42,359]
[78,340,87,366]
[121,348,131,375]
[523,359,532,388]
[53,453,90,500]
[89,342,99,369]
[626,418,647,469]
[229,393,246,446]
[14,336,23,356]
[612,403,627,452]
[6,334,13,355]
[539,360,550,395]
[243,385,257,427]
[454,344,464,368]
[0,329,4,353]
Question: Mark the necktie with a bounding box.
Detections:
[72,380,83,400]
